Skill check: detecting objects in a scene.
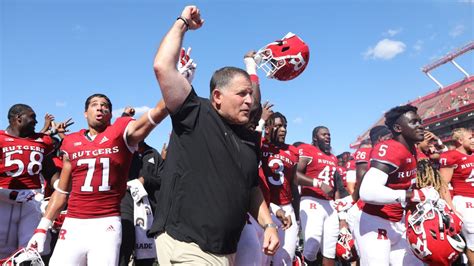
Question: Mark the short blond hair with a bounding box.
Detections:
[452,127,471,142]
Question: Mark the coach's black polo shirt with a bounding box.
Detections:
[149,89,260,255]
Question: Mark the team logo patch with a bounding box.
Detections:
[462,157,467,161]
[74,142,82,146]
[34,138,44,142]
[99,136,109,144]
[148,157,155,164]
[105,225,115,232]
[4,138,14,142]
[406,158,412,163]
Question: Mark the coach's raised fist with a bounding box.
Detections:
[180,6,204,30]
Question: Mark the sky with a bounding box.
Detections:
[1,0,473,155]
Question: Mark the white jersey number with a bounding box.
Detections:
[318,165,336,187]
[378,145,388,157]
[467,169,474,187]
[78,158,111,192]
[268,159,285,186]
[356,151,366,160]
[5,150,43,177]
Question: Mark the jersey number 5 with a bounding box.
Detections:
[378,145,388,157]
[78,158,111,192]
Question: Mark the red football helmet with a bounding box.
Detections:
[292,242,307,266]
[0,248,44,266]
[406,199,465,265]
[336,227,358,262]
[255,32,310,81]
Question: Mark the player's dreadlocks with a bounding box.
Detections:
[266,112,287,126]
[384,104,418,133]
[416,158,442,191]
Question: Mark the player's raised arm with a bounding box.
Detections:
[125,99,168,147]
[153,6,203,113]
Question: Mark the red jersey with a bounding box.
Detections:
[354,147,371,165]
[298,143,338,200]
[353,147,373,209]
[61,117,136,219]
[337,165,348,188]
[417,148,429,160]
[259,140,299,205]
[258,173,271,206]
[439,150,474,198]
[363,139,417,222]
[345,159,356,171]
[0,130,54,189]
[44,155,64,197]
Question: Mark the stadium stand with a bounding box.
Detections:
[352,42,474,149]
[351,77,473,148]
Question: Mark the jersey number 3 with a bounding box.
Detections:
[78,158,111,192]
[268,159,285,186]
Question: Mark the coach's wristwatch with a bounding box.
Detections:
[263,223,278,230]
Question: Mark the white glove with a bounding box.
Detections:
[177,47,197,84]
[27,218,52,253]
[333,195,354,212]
[411,186,439,202]
[244,56,257,75]
[15,190,37,203]
[40,198,50,214]
[27,230,47,253]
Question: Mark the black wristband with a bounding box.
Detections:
[176,16,189,31]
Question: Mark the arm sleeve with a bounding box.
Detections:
[359,167,406,204]
[345,170,356,183]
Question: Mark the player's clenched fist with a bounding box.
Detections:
[180,6,204,30]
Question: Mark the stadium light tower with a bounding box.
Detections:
[421,41,474,89]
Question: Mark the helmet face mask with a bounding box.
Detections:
[336,227,358,262]
[1,248,44,266]
[406,199,466,265]
[407,200,436,235]
[255,32,310,81]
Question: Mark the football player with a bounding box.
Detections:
[344,153,357,196]
[296,126,342,266]
[27,94,168,265]
[346,126,391,231]
[0,104,59,258]
[356,105,433,266]
[260,111,299,265]
[439,127,474,265]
